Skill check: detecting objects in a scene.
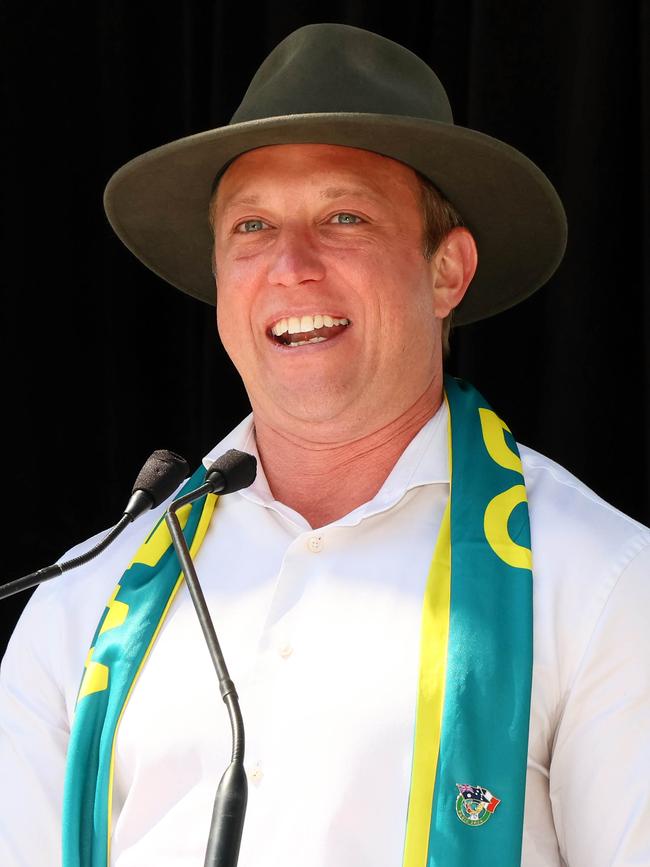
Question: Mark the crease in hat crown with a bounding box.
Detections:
[230,23,454,125]
[103,22,567,325]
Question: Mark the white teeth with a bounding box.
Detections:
[270,314,351,337]
[286,336,328,347]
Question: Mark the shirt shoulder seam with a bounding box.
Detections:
[520,446,650,537]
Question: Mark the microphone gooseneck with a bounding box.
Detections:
[164,448,257,867]
[0,449,190,600]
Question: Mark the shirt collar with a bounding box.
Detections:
[202,401,449,528]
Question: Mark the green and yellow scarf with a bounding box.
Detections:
[62,376,533,866]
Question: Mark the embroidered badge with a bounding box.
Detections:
[455,784,501,826]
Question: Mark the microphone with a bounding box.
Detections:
[0,449,190,600]
[125,449,191,520]
[205,448,258,495]
[164,448,257,867]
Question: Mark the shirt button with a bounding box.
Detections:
[307,534,324,553]
[278,641,293,659]
[249,763,264,785]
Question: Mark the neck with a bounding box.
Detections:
[253,380,443,528]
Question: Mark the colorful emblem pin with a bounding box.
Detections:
[455,783,501,826]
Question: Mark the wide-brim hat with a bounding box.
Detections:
[104,23,567,326]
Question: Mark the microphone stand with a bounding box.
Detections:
[0,514,132,600]
[1,448,190,601]
[165,483,247,867]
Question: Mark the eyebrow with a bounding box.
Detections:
[224,194,261,207]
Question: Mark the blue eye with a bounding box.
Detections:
[236,219,267,233]
[332,213,361,224]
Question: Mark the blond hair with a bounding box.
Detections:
[415,171,465,356]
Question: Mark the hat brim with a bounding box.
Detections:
[103,113,567,326]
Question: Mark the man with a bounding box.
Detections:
[1,22,648,867]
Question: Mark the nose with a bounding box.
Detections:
[266,225,326,288]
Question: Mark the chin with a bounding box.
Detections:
[256,382,361,427]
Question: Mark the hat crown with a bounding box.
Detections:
[231,23,454,125]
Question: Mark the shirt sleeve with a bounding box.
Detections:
[0,589,72,866]
[0,507,177,866]
[549,541,650,866]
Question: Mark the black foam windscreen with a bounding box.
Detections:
[132,450,190,506]
[206,449,257,495]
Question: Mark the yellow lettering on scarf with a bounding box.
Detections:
[484,485,532,570]
[78,647,109,701]
[479,407,522,474]
[128,504,192,568]
[99,585,129,635]
[479,407,532,569]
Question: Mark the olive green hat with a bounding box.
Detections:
[103,22,567,325]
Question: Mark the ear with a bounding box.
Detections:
[431,227,478,319]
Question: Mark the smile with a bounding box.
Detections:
[268,314,350,347]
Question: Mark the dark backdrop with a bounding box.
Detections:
[2,1,648,657]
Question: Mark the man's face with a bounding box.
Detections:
[213,143,442,438]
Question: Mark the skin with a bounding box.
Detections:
[213,144,477,528]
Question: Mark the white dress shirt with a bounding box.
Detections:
[1,402,649,866]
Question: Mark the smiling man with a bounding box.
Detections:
[212,144,476,528]
[1,22,649,867]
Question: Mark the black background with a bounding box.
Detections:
[1,1,648,657]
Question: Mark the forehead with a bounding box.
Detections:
[215,143,421,205]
